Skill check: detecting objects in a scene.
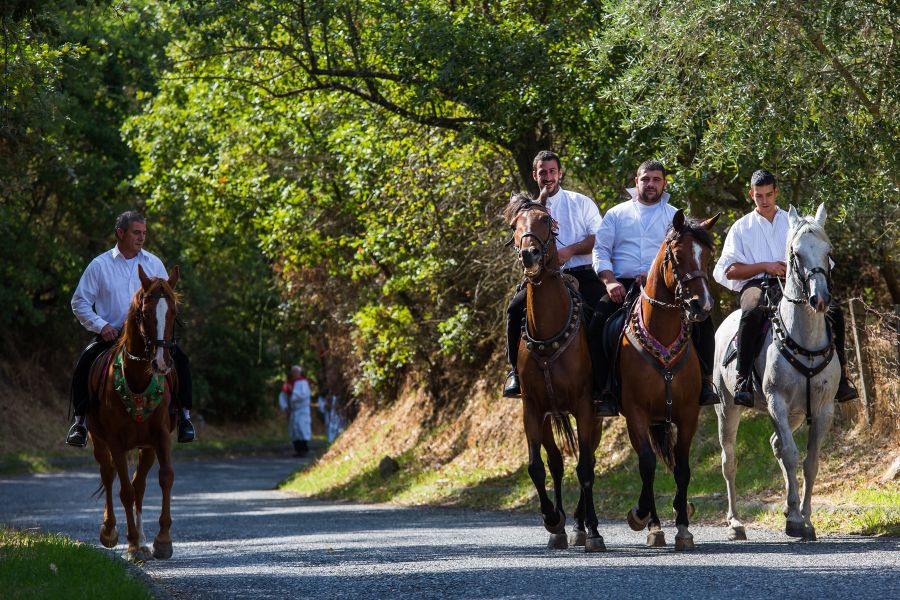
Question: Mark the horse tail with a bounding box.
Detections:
[649,422,677,472]
[551,413,578,458]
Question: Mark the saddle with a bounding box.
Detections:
[598,284,641,401]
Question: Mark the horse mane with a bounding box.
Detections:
[113,277,179,356]
[664,218,714,249]
[503,191,547,227]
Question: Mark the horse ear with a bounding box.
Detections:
[814,203,827,227]
[138,264,151,290]
[537,186,549,206]
[673,209,685,231]
[700,212,721,230]
[788,205,800,228]
[168,265,180,289]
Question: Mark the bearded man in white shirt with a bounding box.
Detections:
[713,169,858,406]
[589,160,720,416]
[503,150,605,398]
[65,211,196,447]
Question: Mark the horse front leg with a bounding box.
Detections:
[673,421,698,551]
[574,406,605,553]
[801,401,834,542]
[625,418,663,546]
[111,451,148,562]
[717,402,747,540]
[542,419,568,550]
[132,448,156,556]
[91,436,118,549]
[524,410,564,548]
[768,394,804,538]
[153,439,175,559]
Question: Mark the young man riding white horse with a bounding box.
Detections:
[589,160,719,416]
[502,151,605,401]
[712,170,858,406]
[65,211,195,447]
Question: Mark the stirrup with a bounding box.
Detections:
[592,390,619,417]
[502,371,521,398]
[177,418,196,443]
[699,378,720,406]
[65,422,88,448]
[835,377,859,403]
[733,376,754,407]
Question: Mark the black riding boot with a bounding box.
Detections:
[828,303,859,402]
[65,337,113,447]
[173,346,196,442]
[503,289,526,398]
[734,309,764,407]
[588,306,618,417]
[692,317,720,406]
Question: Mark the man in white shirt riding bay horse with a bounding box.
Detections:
[589,160,720,416]
[502,150,605,400]
[65,211,196,447]
[713,169,858,406]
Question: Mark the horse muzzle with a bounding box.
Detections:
[686,298,711,323]
[520,246,542,277]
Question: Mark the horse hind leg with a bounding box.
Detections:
[91,438,118,548]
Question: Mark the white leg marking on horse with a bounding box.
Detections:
[136,509,146,547]
[155,300,168,368]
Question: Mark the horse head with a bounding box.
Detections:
[504,192,558,282]
[136,264,180,375]
[787,204,832,313]
[664,210,720,323]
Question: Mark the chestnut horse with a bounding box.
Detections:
[619,210,718,551]
[505,192,605,553]
[87,264,180,561]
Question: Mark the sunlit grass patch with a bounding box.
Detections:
[0,528,153,600]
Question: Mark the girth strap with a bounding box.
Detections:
[624,325,693,423]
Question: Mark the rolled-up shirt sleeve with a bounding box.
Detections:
[592,212,616,274]
[71,260,106,334]
[713,226,746,292]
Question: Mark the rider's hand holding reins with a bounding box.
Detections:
[765,261,787,277]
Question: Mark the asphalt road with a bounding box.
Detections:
[1,455,897,599]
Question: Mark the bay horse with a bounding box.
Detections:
[87,264,180,561]
[619,210,718,550]
[505,191,605,553]
[714,204,838,542]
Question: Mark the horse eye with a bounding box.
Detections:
[541,215,550,224]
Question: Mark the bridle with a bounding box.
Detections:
[780,223,831,306]
[641,235,710,322]
[124,289,178,363]
[508,203,559,285]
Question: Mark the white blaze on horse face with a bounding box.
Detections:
[693,241,713,312]
[155,298,169,371]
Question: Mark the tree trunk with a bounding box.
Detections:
[879,247,900,305]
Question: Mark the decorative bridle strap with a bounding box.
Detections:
[780,222,832,305]
[509,203,560,285]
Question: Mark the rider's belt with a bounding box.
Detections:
[563,265,594,274]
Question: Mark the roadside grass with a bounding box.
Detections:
[284,408,900,536]
[0,527,153,600]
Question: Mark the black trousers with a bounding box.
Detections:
[505,266,605,370]
[588,278,716,392]
[70,336,193,416]
[735,280,848,379]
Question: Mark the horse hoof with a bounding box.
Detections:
[802,526,817,542]
[544,510,566,535]
[585,536,607,553]
[729,526,747,541]
[126,546,152,563]
[785,520,806,538]
[627,507,650,532]
[547,533,568,550]
[569,530,587,547]
[99,525,118,549]
[675,534,695,551]
[153,540,173,560]
[646,529,666,547]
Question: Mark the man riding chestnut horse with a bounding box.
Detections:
[65,210,195,447]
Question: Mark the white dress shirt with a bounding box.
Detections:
[71,246,168,333]
[545,187,603,269]
[713,208,790,292]
[592,189,678,278]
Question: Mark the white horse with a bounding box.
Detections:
[714,204,840,542]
